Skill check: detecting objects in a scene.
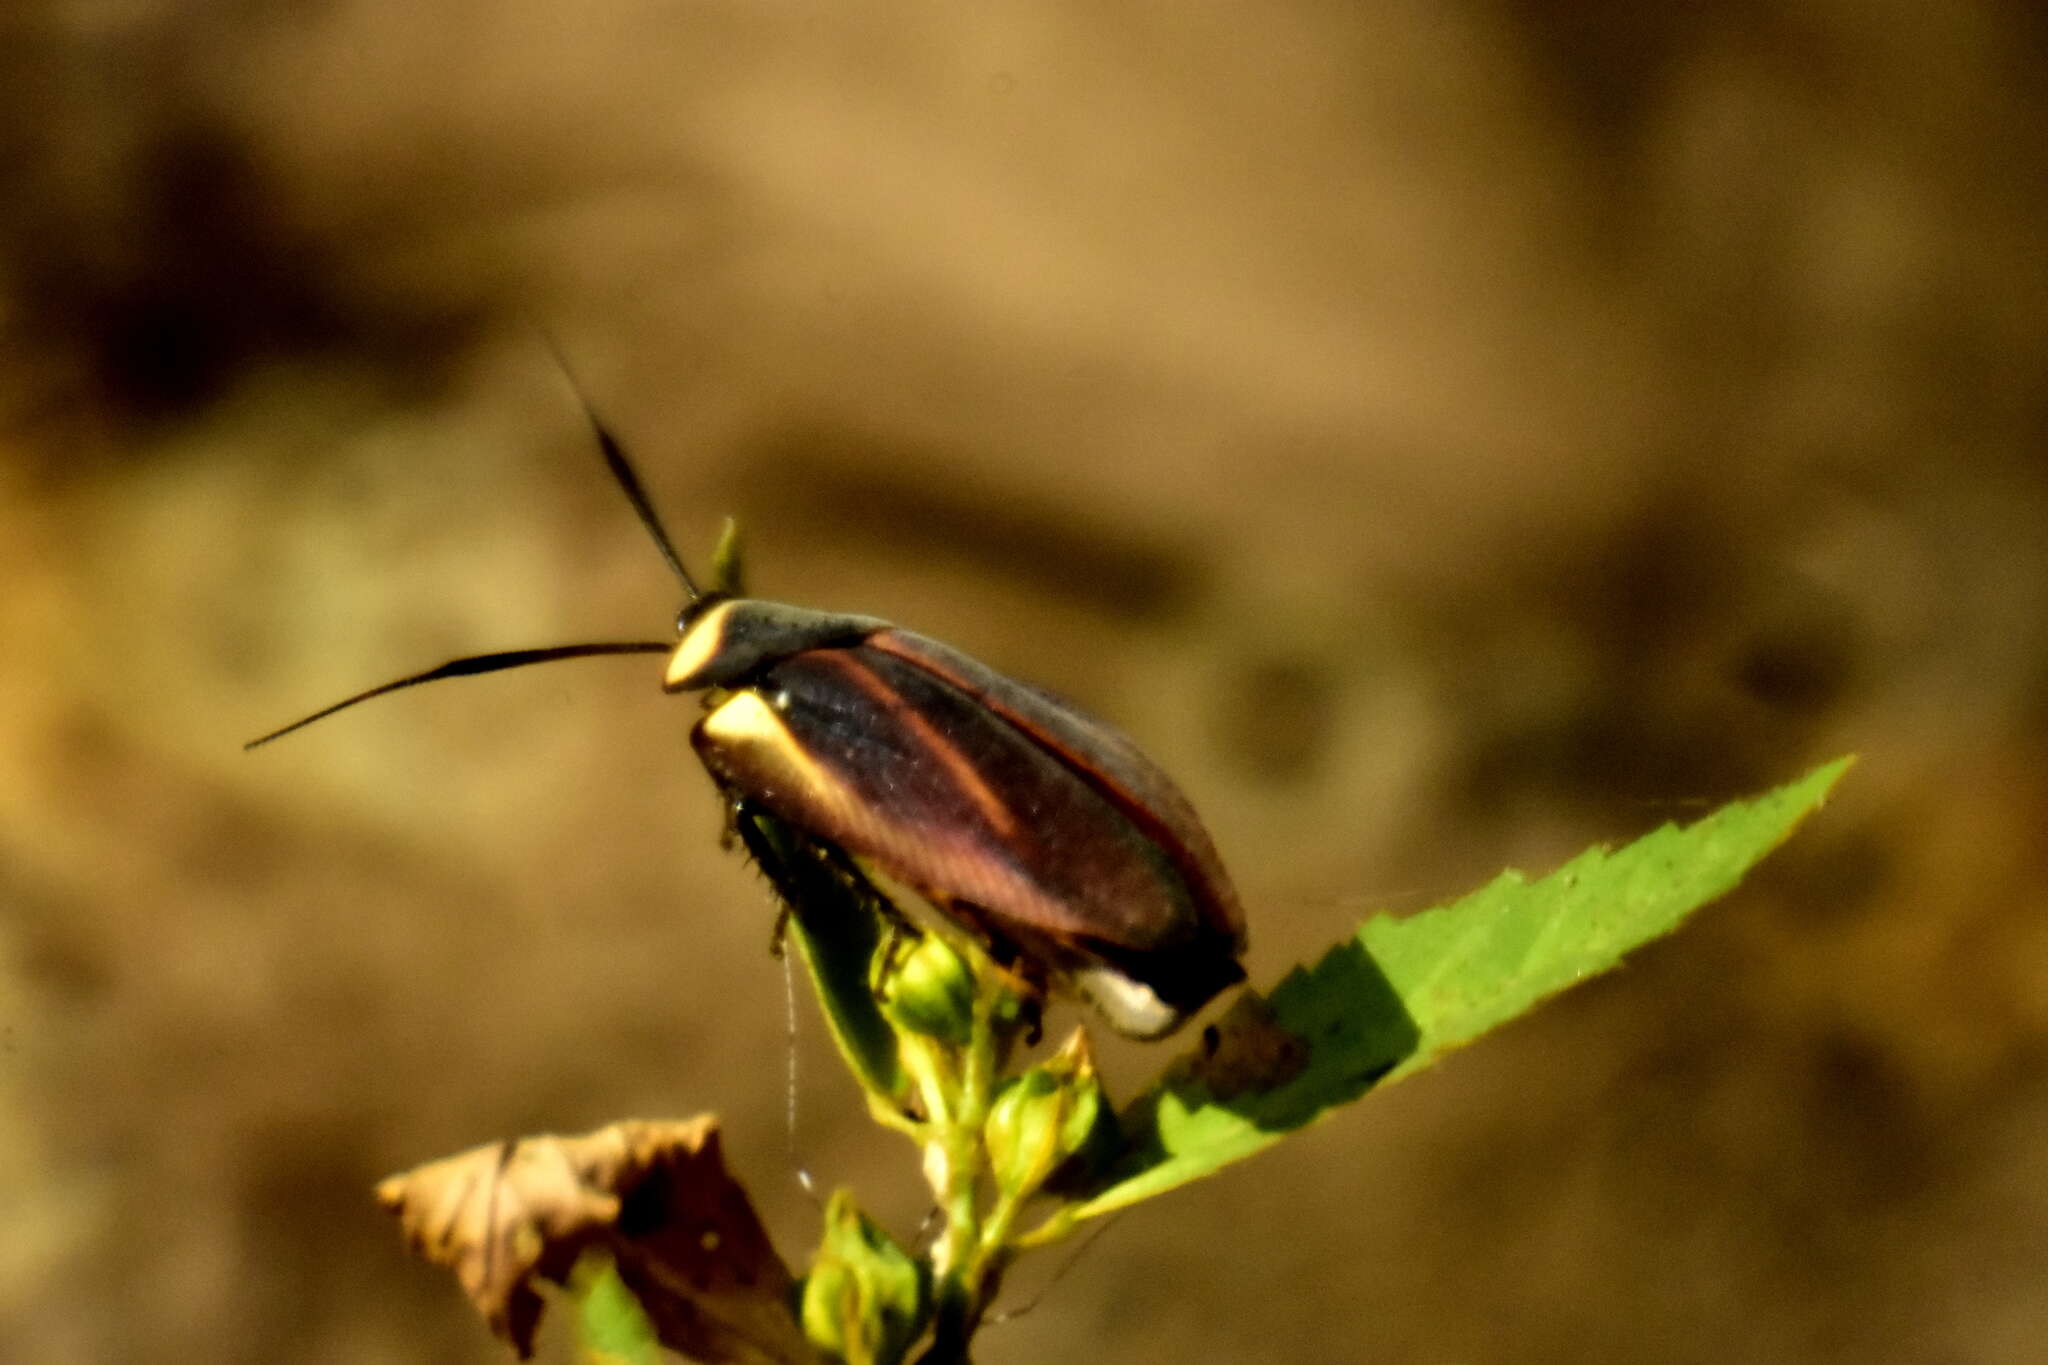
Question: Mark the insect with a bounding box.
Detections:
[249,400,1247,1039]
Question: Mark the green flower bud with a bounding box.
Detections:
[983,1030,1114,1197]
[877,933,976,1046]
[799,1191,929,1365]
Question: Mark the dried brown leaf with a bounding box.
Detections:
[376,1117,816,1363]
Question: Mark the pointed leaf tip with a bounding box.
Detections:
[1065,757,1854,1220]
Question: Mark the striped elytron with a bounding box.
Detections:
[250,407,1246,1038]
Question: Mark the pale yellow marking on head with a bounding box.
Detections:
[666,598,740,690]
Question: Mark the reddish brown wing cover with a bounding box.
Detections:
[867,629,1245,948]
[692,644,1222,960]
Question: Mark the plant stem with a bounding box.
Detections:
[911,956,1014,1362]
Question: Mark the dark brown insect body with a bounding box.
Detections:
[672,599,1246,1037]
[250,404,1247,1038]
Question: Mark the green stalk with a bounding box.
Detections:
[912,954,1012,1363]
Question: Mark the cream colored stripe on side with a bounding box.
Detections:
[698,689,847,818]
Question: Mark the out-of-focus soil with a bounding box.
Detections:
[2,3,2043,1362]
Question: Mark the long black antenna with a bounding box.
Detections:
[244,642,672,749]
[542,333,701,600]
[245,341,701,750]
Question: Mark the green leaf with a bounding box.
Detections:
[711,516,747,597]
[571,1251,662,1365]
[738,809,906,1103]
[1067,756,1853,1220]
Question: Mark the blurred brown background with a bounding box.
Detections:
[3,1,2044,1361]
